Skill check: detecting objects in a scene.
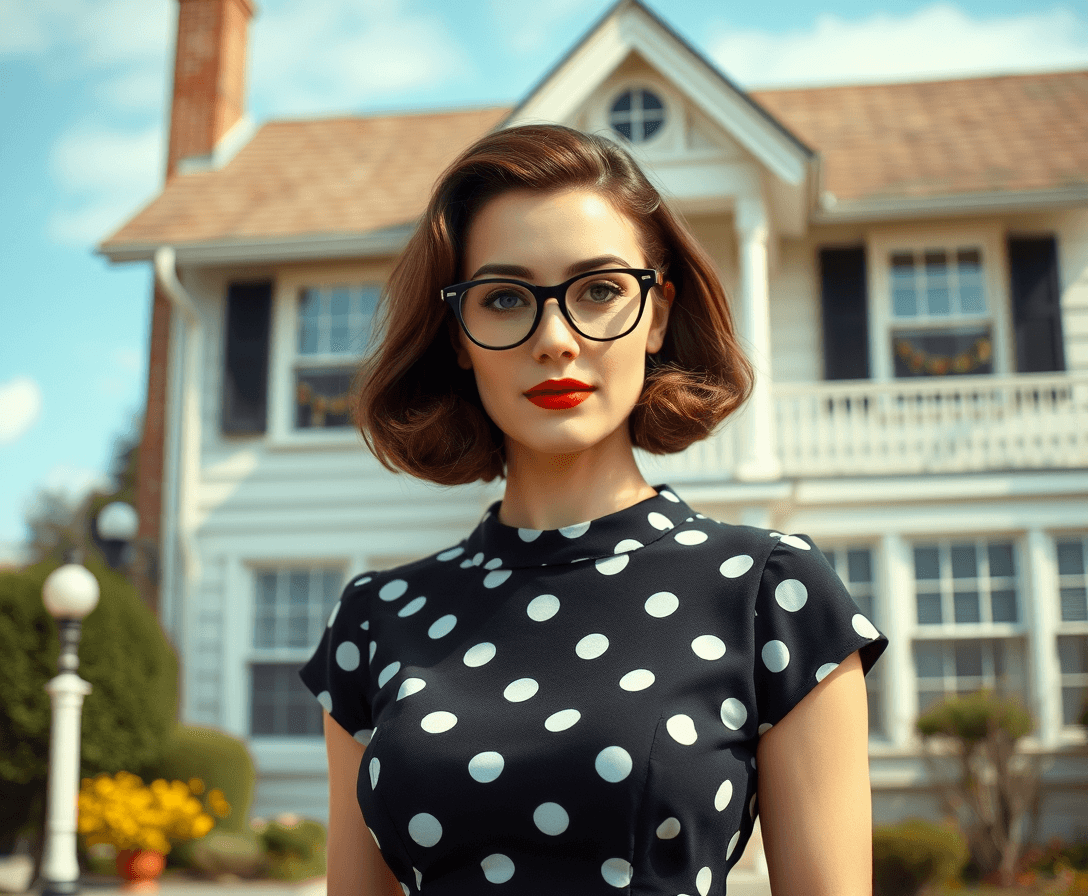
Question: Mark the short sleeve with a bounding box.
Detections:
[753,536,887,732]
[298,576,374,743]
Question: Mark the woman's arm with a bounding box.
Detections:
[323,711,402,896]
[756,650,873,896]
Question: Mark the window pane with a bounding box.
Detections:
[641,90,664,111]
[296,368,353,429]
[642,118,664,140]
[917,592,943,625]
[915,642,944,678]
[1057,540,1085,576]
[951,544,977,579]
[917,689,944,713]
[329,288,351,353]
[924,251,950,316]
[892,327,994,378]
[957,249,986,314]
[1061,587,1088,622]
[891,253,917,318]
[298,290,321,355]
[990,589,1018,623]
[953,590,981,624]
[1062,687,1087,726]
[359,287,380,345]
[847,549,872,583]
[251,664,323,736]
[611,91,632,112]
[1058,635,1088,673]
[988,543,1015,578]
[954,641,983,677]
[914,546,940,580]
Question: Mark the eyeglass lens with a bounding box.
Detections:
[460,270,644,348]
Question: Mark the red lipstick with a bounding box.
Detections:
[524,378,595,410]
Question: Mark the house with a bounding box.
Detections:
[100,0,1088,855]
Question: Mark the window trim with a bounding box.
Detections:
[867,224,1013,382]
[1053,533,1088,730]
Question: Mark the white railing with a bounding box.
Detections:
[774,372,1088,477]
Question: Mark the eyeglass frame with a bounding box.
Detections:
[440,267,661,350]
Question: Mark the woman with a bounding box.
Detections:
[300,124,886,896]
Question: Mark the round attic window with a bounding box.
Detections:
[609,89,665,144]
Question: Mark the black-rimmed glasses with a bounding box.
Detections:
[441,268,659,350]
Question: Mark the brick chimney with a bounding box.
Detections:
[166,0,255,179]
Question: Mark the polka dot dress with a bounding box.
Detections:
[299,487,886,895]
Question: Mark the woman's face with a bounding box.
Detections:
[455,188,669,459]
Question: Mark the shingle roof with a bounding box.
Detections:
[101,71,1088,257]
[751,70,1088,203]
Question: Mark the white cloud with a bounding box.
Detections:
[0,377,42,444]
[710,4,1088,88]
[487,0,597,55]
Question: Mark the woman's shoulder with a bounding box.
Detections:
[340,540,472,603]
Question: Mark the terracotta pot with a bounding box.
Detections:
[115,848,166,892]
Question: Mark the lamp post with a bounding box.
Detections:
[94,501,139,570]
[39,561,99,896]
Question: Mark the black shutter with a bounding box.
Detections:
[819,247,870,380]
[1008,236,1065,373]
[222,281,272,434]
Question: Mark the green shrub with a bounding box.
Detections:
[154,726,255,834]
[187,829,265,879]
[259,818,326,882]
[0,561,178,853]
[916,689,1032,743]
[872,819,969,896]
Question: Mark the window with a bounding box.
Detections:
[609,89,665,144]
[294,285,380,429]
[825,546,884,736]
[910,539,1028,713]
[1056,536,1088,726]
[888,248,993,377]
[250,567,343,736]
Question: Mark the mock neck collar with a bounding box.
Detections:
[460,485,695,570]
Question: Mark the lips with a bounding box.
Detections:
[524,378,595,410]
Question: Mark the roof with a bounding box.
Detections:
[751,70,1088,203]
[100,107,509,260]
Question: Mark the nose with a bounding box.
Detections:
[529,297,580,362]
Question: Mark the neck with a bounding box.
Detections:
[499,428,657,530]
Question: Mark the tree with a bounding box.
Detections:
[916,690,1038,886]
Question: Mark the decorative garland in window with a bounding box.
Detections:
[893,335,992,376]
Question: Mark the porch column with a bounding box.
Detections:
[1025,528,1061,746]
[734,197,781,481]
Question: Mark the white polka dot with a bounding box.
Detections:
[762,640,790,672]
[675,529,708,545]
[397,678,426,700]
[619,669,655,691]
[758,722,773,735]
[614,538,643,553]
[317,691,332,713]
[852,614,881,639]
[518,528,541,542]
[398,596,427,617]
[659,489,680,503]
[656,817,681,839]
[666,714,698,745]
[360,620,369,630]
[595,746,633,782]
[459,558,474,569]
[428,614,457,638]
[647,511,674,530]
[326,602,341,628]
[483,557,503,570]
[335,641,361,671]
[408,813,442,848]
[400,882,409,896]
[749,794,757,818]
[779,534,811,550]
[545,709,581,732]
[595,554,629,575]
[720,554,755,578]
[815,662,839,682]
[720,697,747,730]
[463,642,496,667]
[559,521,591,538]
[533,802,569,836]
[483,569,512,589]
[691,635,726,661]
[696,866,712,896]
[468,751,504,783]
[503,677,539,702]
[527,594,560,621]
[727,830,741,859]
[377,661,400,688]
[472,552,484,566]
[714,779,733,811]
[379,579,408,601]
[368,757,380,789]
[353,728,372,745]
[437,546,464,561]
[414,868,422,889]
[368,827,379,849]
[576,633,609,659]
[369,641,377,663]
[601,858,633,888]
[421,711,457,733]
[644,591,678,617]
[481,854,514,884]
[775,578,808,611]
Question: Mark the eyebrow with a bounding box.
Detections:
[468,255,634,282]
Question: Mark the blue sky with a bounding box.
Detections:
[1,0,1087,548]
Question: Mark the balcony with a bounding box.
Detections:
[643,372,1088,482]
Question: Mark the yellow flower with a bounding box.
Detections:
[188,778,205,796]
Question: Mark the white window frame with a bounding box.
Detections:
[867,224,1013,382]
[1054,533,1088,729]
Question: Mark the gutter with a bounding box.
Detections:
[153,247,202,653]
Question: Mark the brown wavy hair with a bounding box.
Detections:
[355,124,753,485]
